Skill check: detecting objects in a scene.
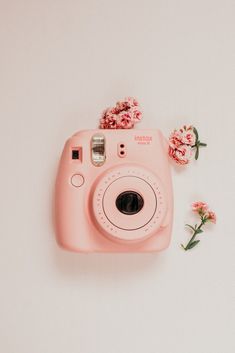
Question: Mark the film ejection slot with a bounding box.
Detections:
[91,134,106,166]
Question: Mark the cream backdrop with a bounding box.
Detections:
[0,1,234,353]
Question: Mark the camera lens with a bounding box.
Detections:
[116,191,144,215]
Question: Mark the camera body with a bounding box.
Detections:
[55,129,173,252]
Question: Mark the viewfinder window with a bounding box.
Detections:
[72,150,79,160]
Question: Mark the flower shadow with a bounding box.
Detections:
[169,158,188,174]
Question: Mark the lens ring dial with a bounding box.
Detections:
[92,165,167,242]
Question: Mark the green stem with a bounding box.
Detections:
[184,219,205,251]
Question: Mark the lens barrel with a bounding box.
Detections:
[116,191,144,215]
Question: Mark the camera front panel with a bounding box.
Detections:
[56,129,173,252]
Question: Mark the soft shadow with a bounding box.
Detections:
[169,158,188,174]
[52,246,167,280]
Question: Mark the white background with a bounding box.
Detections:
[0,1,234,352]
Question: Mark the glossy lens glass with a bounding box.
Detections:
[116,191,144,215]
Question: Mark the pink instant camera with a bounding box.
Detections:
[55,129,173,252]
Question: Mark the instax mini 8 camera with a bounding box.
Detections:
[55,129,173,252]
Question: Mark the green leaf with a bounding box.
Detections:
[195,146,199,160]
[195,228,203,234]
[188,240,200,249]
[185,224,195,232]
[199,142,207,147]
[193,127,199,143]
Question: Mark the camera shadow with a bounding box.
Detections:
[52,246,167,280]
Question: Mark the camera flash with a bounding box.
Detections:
[91,134,106,166]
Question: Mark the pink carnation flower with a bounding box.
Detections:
[99,108,118,129]
[118,112,134,129]
[99,97,142,130]
[116,97,139,112]
[192,201,209,214]
[168,125,207,165]
[168,144,192,165]
[169,125,196,148]
[206,211,217,224]
[131,107,142,122]
[124,96,139,107]
[169,130,184,149]
[192,202,217,223]
[109,107,119,115]
[179,125,196,146]
[116,100,130,112]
